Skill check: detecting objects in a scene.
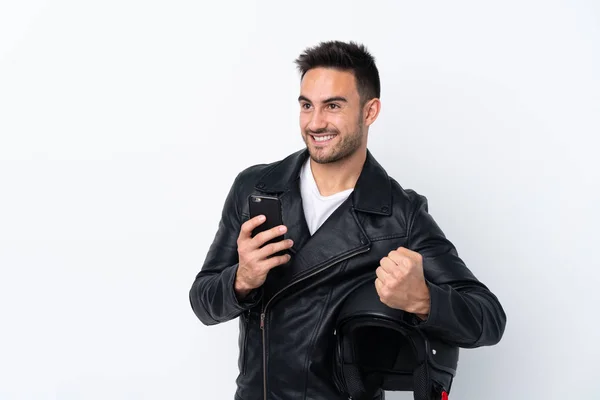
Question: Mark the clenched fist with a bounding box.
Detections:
[375,246,430,319]
[234,215,294,300]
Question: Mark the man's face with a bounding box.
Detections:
[298,67,366,164]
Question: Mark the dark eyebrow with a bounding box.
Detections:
[298,95,348,104]
[322,96,348,104]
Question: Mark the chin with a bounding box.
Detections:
[308,148,347,164]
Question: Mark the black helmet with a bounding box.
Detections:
[332,279,459,400]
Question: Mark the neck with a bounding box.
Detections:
[309,149,367,197]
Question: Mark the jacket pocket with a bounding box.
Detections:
[240,310,250,375]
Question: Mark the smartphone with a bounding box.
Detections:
[248,194,287,257]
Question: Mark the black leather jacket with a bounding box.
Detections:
[189,149,506,400]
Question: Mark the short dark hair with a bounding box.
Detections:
[294,40,381,103]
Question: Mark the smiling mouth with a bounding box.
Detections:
[310,134,337,143]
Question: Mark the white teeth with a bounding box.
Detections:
[313,135,335,142]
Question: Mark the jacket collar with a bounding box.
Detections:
[254,148,392,216]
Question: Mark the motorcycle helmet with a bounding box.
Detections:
[333,279,459,400]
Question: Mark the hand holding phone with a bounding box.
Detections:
[234,195,294,298]
[248,195,288,256]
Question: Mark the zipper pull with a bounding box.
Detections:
[260,313,265,329]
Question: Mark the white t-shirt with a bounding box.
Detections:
[299,158,354,235]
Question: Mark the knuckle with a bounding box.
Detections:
[256,231,268,241]
[269,256,286,268]
[255,232,269,244]
[271,242,285,253]
[379,286,389,298]
[271,227,285,237]
[256,265,268,275]
[254,259,267,271]
[268,259,281,269]
[269,240,285,251]
[262,242,275,254]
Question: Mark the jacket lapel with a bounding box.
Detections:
[287,194,369,277]
[263,190,369,298]
[254,148,392,295]
[279,178,311,255]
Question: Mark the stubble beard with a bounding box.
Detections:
[303,116,365,164]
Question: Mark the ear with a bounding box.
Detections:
[363,98,381,127]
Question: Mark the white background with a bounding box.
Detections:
[1,1,599,399]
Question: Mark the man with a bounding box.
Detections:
[189,41,506,400]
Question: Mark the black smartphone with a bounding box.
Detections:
[248,194,287,257]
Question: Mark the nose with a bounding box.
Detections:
[307,109,327,133]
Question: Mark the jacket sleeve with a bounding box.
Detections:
[189,173,262,326]
[408,194,507,348]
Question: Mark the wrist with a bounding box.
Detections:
[414,283,431,317]
[234,280,252,300]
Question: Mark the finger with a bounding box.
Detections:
[262,253,291,270]
[258,238,294,259]
[379,256,398,275]
[239,215,267,239]
[375,266,390,284]
[375,277,384,294]
[396,246,421,262]
[253,225,288,247]
[387,251,410,269]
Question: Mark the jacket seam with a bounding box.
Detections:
[189,277,219,325]
[470,298,486,347]
[204,273,226,324]
[369,233,407,242]
[406,195,423,248]
[233,172,242,223]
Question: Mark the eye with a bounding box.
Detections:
[300,103,312,110]
[327,103,340,110]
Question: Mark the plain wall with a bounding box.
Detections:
[1,1,599,399]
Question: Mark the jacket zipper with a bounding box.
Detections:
[259,245,370,400]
